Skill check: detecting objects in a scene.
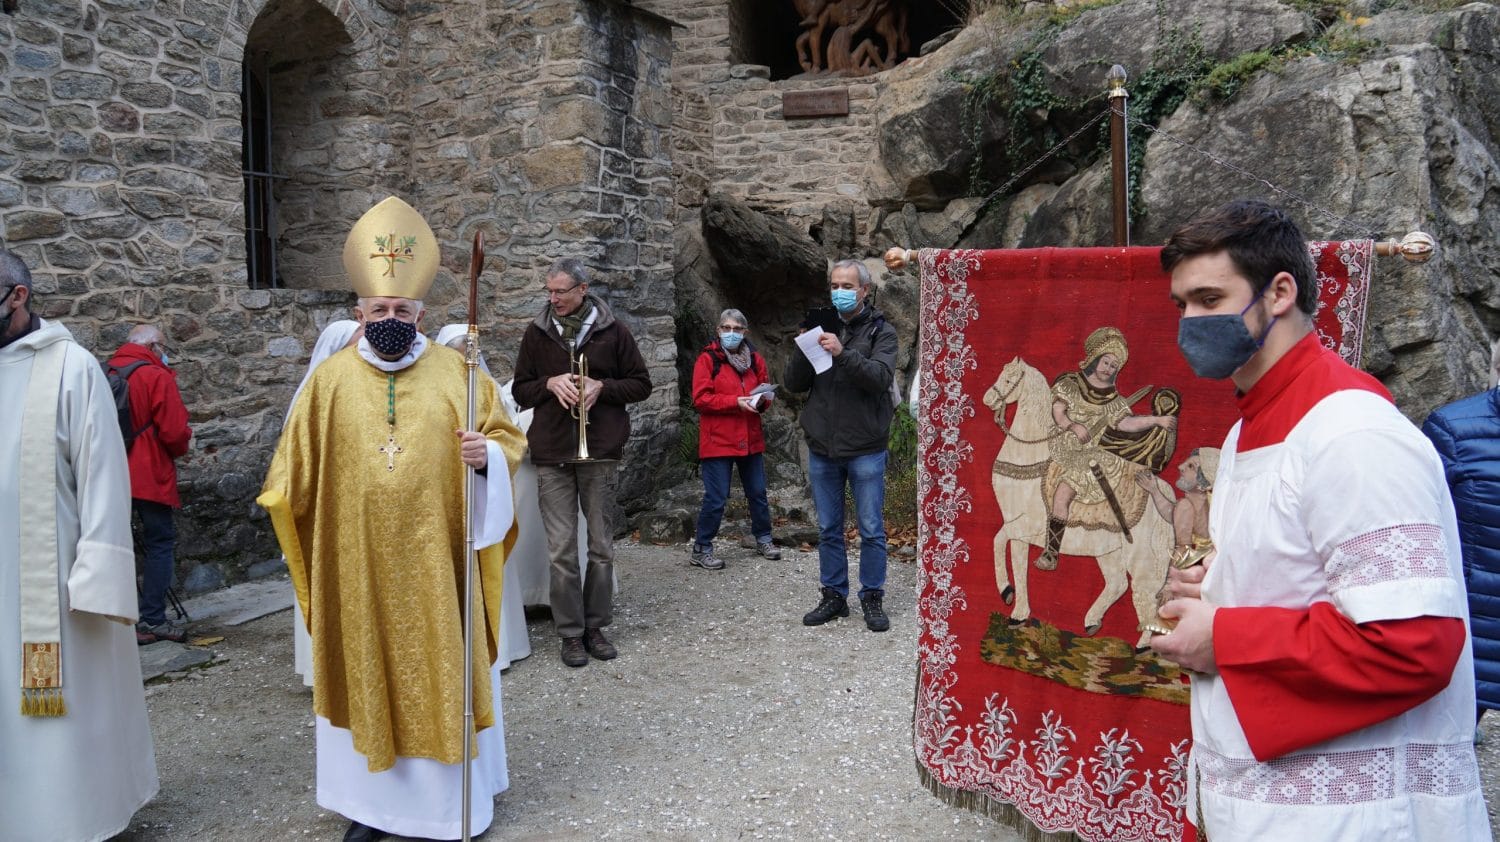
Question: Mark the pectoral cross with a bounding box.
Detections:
[379,431,404,472]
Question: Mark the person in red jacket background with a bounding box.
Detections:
[691,309,781,570]
[108,324,192,644]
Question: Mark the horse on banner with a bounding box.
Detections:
[982,356,1175,650]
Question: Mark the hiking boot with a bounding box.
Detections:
[584,627,617,660]
[690,546,725,570]
[802,587,849,626]
[739,534,782,559]
[561,636,588,668]
[860,593,890,632]
[136,619,187,645]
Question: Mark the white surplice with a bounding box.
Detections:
[0,319,157,841]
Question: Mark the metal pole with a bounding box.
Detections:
[460,231,484,842]
[1107,64,1130,247]
[460,345,477,842]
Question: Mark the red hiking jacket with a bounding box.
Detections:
[106,342,192,508]
[692,341,768,459]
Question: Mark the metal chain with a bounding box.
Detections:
[1130,114,1382,240]
[969,108,1113,220]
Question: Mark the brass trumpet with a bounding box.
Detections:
[566,348,595,463]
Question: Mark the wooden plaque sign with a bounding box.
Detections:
[782,88,850,119]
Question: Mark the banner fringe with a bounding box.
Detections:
[915,761,1082,842]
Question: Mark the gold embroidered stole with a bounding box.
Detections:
[18,339,66,716]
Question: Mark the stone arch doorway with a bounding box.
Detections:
[240,0,391,291]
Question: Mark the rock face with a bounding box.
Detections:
[1124,3,1500,418]
[874,0,1317,218]
[870,0,1500,419]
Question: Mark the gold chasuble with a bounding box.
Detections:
[260,344,524,772]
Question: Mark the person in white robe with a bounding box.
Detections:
[0,251,158,841]
[287,319,361,687]
[436,323,530,670]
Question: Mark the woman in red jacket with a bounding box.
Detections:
[691,309,781,570]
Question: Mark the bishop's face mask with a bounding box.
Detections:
[1177,291,1276,379]
[0,285,16,322]
[365,316,418,358]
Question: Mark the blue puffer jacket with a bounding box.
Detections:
[1422,388,1500,710]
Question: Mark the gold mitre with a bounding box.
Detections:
[342,196,440,299]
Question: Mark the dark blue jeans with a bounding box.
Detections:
[695,453,773,552]
[807,450,887,598]
[134,499,176,626]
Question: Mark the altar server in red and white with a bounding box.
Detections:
[1152,200,1489,842]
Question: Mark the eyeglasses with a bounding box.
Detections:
[545,284,582,299]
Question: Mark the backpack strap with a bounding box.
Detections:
[112,360,149,379]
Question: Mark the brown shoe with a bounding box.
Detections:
[561,636,588,668]
[584,627,617,660]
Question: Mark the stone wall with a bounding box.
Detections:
[0,0,674,587]
[633,0,881,240]
[709,74,879,237]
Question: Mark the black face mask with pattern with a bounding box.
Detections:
[364,317,417,358]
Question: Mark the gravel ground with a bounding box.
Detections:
[119,540,1006,841]
[117,537,1500,841]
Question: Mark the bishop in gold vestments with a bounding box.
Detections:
[258,197,525,840]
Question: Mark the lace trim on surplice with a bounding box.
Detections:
[1198,741,1479,805]
[1326,524,1453,594]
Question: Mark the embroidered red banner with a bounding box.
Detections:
[913,243,1373,841]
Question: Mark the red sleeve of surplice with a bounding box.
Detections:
[1213,602,1466,762]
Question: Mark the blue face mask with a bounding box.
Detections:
[1177,293,1276,379]
[719,331,743,351]
[830,288,859,313]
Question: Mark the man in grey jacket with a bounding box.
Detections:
[784,259,899,632]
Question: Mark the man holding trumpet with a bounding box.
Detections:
[512,258,652,668]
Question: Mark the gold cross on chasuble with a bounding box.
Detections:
[379,430,404,472]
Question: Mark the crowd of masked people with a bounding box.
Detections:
[4,194,1500,841]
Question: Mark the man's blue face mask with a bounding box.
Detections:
[831,288,859,313]
[1176,292,1277,379]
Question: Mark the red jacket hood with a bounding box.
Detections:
[108,341,174,375]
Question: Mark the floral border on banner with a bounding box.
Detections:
[912,248,1186,841]
[1310,239,1374,367]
